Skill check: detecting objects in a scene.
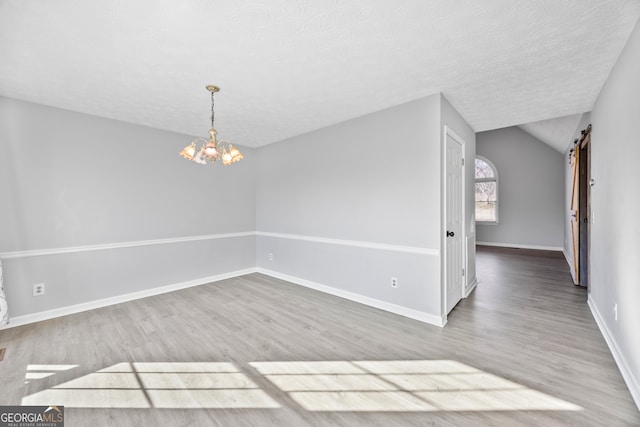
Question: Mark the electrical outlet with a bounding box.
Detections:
[268,253,274,261]
[614,303,618,321]
[33,283,45,297]
[391,277,398,288]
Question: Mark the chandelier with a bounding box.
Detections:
[180,85,243,166]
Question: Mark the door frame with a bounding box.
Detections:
[442,126,466,321]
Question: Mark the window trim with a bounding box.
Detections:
[475,155,499,224]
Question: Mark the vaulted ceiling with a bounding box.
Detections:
[518,114,585,152]
[1,1,639,150]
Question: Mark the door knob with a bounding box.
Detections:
[446,231,455,237]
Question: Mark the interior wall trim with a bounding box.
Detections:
[257,268,446,327]
[257,231,439,256]
[0,268,258,330]
[476,241,563,252]
[1,232,438,259]
[464,278,478,298]
[588,296,640,410]
[0,232,256,260]
[465,233,476,290]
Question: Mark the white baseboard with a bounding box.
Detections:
[588,296,640,410]
[257,268,446,327]
[476,241,563,251]
[464,278,478,298]
[1,268,257,330]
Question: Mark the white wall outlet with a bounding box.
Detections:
[33,283,45,296]
[268,253,274,261]
[391,277,398,288]
[614,303,618,321]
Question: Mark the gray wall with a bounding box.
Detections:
[587,19,640,406]
[256,94,476,324]
[0,97,256,318]
[476,127,564,249]
[257,95,441,248]
[256,95,443,320]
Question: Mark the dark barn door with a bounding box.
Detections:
[578,126,591,289]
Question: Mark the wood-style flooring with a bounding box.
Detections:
[0,246,638,426]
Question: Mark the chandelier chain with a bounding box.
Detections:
[210,91,215,129]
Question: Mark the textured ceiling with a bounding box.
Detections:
[1,1,639,148]
[518,114,584,153]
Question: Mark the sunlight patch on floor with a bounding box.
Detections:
[250,360,583,412]
[21,360,582,412]
[23,388,151,408]
[21,362,280,409]
[24,364,78,385]
[27,364,79,371]
[25,372,57,380]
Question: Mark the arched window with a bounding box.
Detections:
[475,156,498,223]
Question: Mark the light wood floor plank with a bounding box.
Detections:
[0,246,638,426]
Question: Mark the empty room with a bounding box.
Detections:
[1,1,639,426]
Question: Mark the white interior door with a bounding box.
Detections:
[445,131,464,314]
